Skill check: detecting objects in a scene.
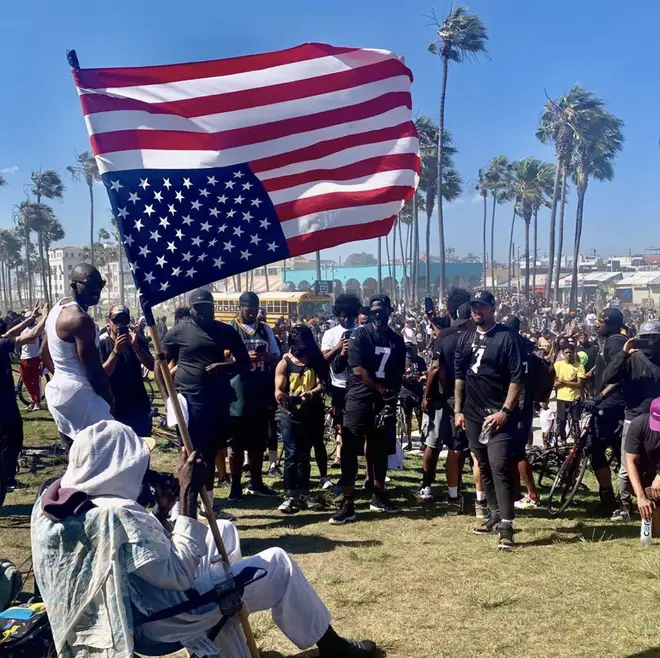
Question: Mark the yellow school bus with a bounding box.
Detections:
[212,291,333,326]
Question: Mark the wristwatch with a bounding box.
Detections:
[500,406,512,416]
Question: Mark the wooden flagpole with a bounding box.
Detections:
[145,310,260,658]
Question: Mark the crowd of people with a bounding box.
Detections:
[3,262,660,654]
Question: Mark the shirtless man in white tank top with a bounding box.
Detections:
[40,264,114,446]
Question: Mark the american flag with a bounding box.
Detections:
[71,43,419,306]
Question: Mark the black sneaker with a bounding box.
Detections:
[369,492,398,513]
[329,498,357,525]
[403,442,413,452]
[278,497,300,514]
[473,514,501,535]
[362,480,374,494]
[447,494,464,516]
[216,475,231,488]
[228,488,243,503]
[498,522,515,551]
[302,494,326,511]
[245,482,277,497]
[318,637,376,657]
[592,488,617,518]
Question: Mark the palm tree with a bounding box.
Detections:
[485,156,513,289]
[67,152,100,265]
[475,168,489,286]
[109,215,126,305]
[42,216,65,302]
[569,110,624,308]
[510,158,556,298]
[537,84,606,301]
[428,4,488,299]
[0,173,6,190]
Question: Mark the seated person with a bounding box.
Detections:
[31,420,375,658]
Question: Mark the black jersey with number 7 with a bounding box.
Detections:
[346,323,406,403]
[454,324,523,423]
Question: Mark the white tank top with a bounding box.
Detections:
[45,299,94,383]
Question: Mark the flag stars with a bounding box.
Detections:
[214,256,224,269]
[242,211,253,222]
[160,281,170,291]
[162,178,172,190]
[175,228,184,240]
[124,234,134,247]
[267,241,278,252]
[182,215,193,226]
[175,191,184,202]
[143,204,155,217]
[139,178,150,190]
[110,180,123,192]
[226,209,237,219]
[240,249,251,260]
[144,271,155,284]
[182,252,193,262]
[149,230,161,242]
[251,198,263,207]
[200,221,211,232]
[242,181,253,191]
[208,238,218,247]
[234,195,244,204]
[186,267,197,278]
[191,236,203,247]
[250,234,262,246]
[209,208,220,218]
[134,218,144,232]
[117,207,129,219]
[199,188,210,198]
[217,194,228,204]
[171,267,182,277]
[225,180,236,190]
[182,177,193,189]
[260,218,271,229]
[233,226,244,237]
[159,216,170,229]
[153,190,163,202]
[233,171,245,179]
[190,200,202,211]
[156,255,168,268]
[198,252,208,262]
[223,241,234,252]
[128,192,140,204]
[139,245,151,258]
[207,175,218,186]
[166,241,176,253]
[129,262,139,273]
[217,224,228,233]
[168,204,177,215]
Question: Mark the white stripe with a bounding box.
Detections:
[258,136,419,180]
[79,49,397,104]
[94,106,413,174]
[281,200,405,239]
[269,169,416,206]
[84,76,411,137]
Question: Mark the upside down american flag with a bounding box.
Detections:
[71,43,420,306]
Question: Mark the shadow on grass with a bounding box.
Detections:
[241,534,381,555]
[0,504,34,520]
[554,523,639,541]
[261,648,387,658]
[624,650,660,658]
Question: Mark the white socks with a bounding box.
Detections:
[448,486,458,498]
[476,490,486,502]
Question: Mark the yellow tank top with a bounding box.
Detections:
[285,356,316,396]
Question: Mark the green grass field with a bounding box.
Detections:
[4,403,660,658]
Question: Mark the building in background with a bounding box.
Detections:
[48,246,83,299]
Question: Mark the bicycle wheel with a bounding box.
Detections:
[323,411,337,459]
[547,448,589,517]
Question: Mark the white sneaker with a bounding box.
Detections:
[385,475,391,484]
[514,495,538,510]
[320,477,333,490]
[418,486,433,502]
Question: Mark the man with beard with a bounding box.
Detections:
[454,291,523,550]
[40,264,114,448]
[330,296,405,525]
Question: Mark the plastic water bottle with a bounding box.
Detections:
[641,518,652,547]
[478,409,495,445]
[210,557,242,615]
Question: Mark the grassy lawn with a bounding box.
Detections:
[5,405,660,658]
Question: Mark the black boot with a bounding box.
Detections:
[593,487,617,518]
[317,625,376,657]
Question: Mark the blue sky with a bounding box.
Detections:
[1,0,658,264]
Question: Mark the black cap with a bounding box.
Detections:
[370,294,392,309]
[470,290,495,307]
[239,291,260,307]
[502,315,521,333]
[189,289,214,305]
[453,302,472,326]
[600,307,624,327]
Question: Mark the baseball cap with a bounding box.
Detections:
[470,290,495,307]
[639,321,660,336]
[239,291,260,307]
[453,302,472,326]
[600,308,624,327]
[189,289,215,305]
[502,315,521,333]
[650,398,660,432]
[108,304,130,321]
[370,294,392,309]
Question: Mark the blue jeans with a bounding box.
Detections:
[277,409,321,495]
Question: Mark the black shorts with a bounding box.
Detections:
[423,402,468,452]
[343,403,396,457]
[228,414,270,453]
[513,411,534,459]
[591,406,623,471]
[400,394,420,416]
[330,385,347,426]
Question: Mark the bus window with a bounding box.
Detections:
[280,302,287,314]
[273,302,281,314]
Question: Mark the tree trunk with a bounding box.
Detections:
[411,194,418,303]
[425,206,432,296]
[532,207,538,298]
[392,217,397,304]
[482,195,487,288]
[554,165,568,301]
[377,238,382,293]
[282,259,287,285]
[385,233,392,297]
[15,267,23,307]
[24,231,33,308]
[46,247,54,304]
[6,264,13,310]
[37,233,49,305]
[265,264,270,292]
[0,259,6,311]
[414,200,421,302]
[118,242,125,305]
[507,207,516,295]
[400,218,410,304]
[315,250,322,285]
[570,180,587,309]
[524,215,531,299]
[88,183,95,267]
[490,194,497,290]
[545,157,562,301]
[436,55,449,300]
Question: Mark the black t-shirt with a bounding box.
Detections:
[401,355,426,399]
[0,338,19,417]
[455,323,523,423]
[99,335,151,416]
[430,325,467,401]
[346,323,406,405]
[594,333,627,409]
[162,318,248,408]
[624,413,660,484]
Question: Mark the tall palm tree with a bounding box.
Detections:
[428,5,488,299]
[42,215,65,302]
[569,109,624,308]
[485,155,513,289]
[510,158,556,298]
[0,173,6,190]
[475,168,489,286]
[537,84,606,301]
[109,215,126,305]
[67,152,100,266]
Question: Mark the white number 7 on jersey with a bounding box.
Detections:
[375,346,391,378]
[471,347,485,374]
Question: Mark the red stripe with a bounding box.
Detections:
[73,43,360,89]
[276,185,414,222]
[79,58,410,118]
[250,121,418,173]
[287,215,396,256]
[89,92,411,155]
[263,153,420,193]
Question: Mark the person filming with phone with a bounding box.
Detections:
[99,304,156,437]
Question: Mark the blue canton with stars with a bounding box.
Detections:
[102,164,288,307]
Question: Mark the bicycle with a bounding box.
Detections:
[15,370,51,407]
[546,405,603,517]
